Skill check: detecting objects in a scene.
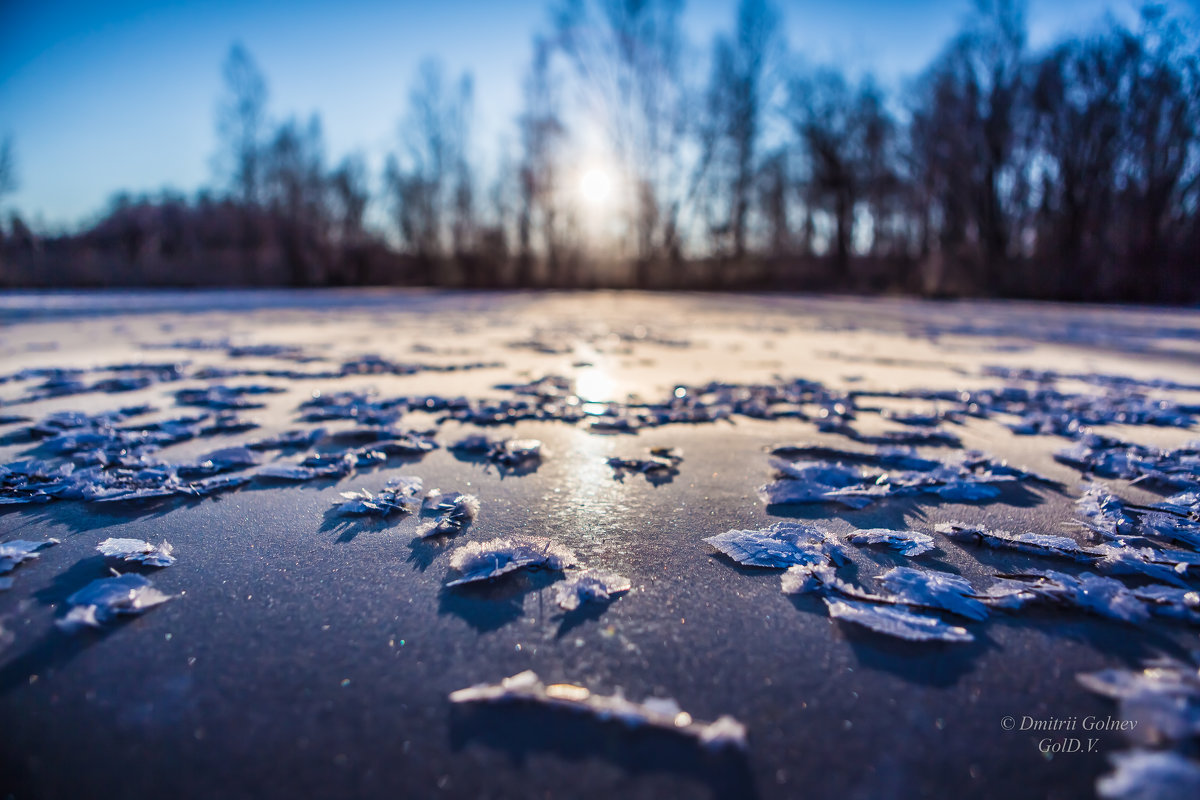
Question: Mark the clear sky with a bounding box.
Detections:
[0,0,1185,230]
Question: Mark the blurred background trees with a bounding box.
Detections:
[2,0,1197,303]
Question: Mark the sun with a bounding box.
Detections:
[579,167,612,207]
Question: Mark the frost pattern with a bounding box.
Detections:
[97,538,176,567]
[446,536,577,586]
[705,521,846,568]
[449,670,747,751]
[824,597,974,642]
[554,569,632,611]
[57,573,172,631]
[845,528,936,557]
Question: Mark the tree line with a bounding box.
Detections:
[1,0,1197,303]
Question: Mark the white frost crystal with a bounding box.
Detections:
[97,537,176,567]
[705,521,846,568]
[449,670,747,751]
[845,528,936,557]
[446,536,577,586]
[824,597,974,642]
[57,573,172,631]
[0,538,59,574]
[554,569,632,611]
[936,521,1093,560]
[876,567,987,621]
[1097,751,1200,800]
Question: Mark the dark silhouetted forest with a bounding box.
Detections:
[1,1,1197,302]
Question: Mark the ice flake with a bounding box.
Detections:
[1131,586,1200,623]
[1097,750,1200,800]
[1078,656,1200,749]
[554,569,632,611]
[334,475,422,516]
[445,536,577,586]
[246,428,326,450]
[936,522,1093,560]
[876,567,987,621]
[449,670,747,751]
[177,446,260,478]
[845,528,935,557]
[175,384,282,410]
[57,573,172,631]
[705,521,847,568]
[780,563,841,595]
[824,597,974,642]
[607,448,683,481]
[0,538,58,574]
[256,452,355,482]
[451,435,544,467]
[418,491,480,537]
[986,570,1149,623]
[97,538,176,567]
[1090,543,1192,588]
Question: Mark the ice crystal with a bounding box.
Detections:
[449,670,747,751]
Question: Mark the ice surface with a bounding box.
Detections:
[445,536,576,586]
[824,597,974,642]
[705,521,847,568]
[845,528,936,557]
[449,670,747,751]
[97,538,176,567]
[554,569,632,611]
[57,573,172,631]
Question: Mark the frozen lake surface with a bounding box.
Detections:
[2,290,1200,799]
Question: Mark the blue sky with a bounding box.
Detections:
[0,0,1181,229]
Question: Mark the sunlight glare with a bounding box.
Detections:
[579,167,612,207]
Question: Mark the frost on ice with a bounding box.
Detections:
[1078,655,1200,800]
[445,536,577,586]
[845,528,936,557]
[0,538,58,588]
[449,670,747,751]
[877,567,988,621]
[418,490,480,537]
[758,448,1043,508]
[982,570,1149,623]
[1,538,59,574]
[57,573,172,631]
[607,448,683,483]
[333,475,423,517]
[555,569,632,611]
[824,597,974,643]
[1078,656,1200,746]
[451,435,544,468]
[97,537,176,567]
[936,521,1093,560]
[705,521,847,568]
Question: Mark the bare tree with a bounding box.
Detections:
[516,36,569,286]
[695,0,781,263]
[908,0,1029,293]
[386,59,477,281]
[215,44,269,207]
[554,0,689,283]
